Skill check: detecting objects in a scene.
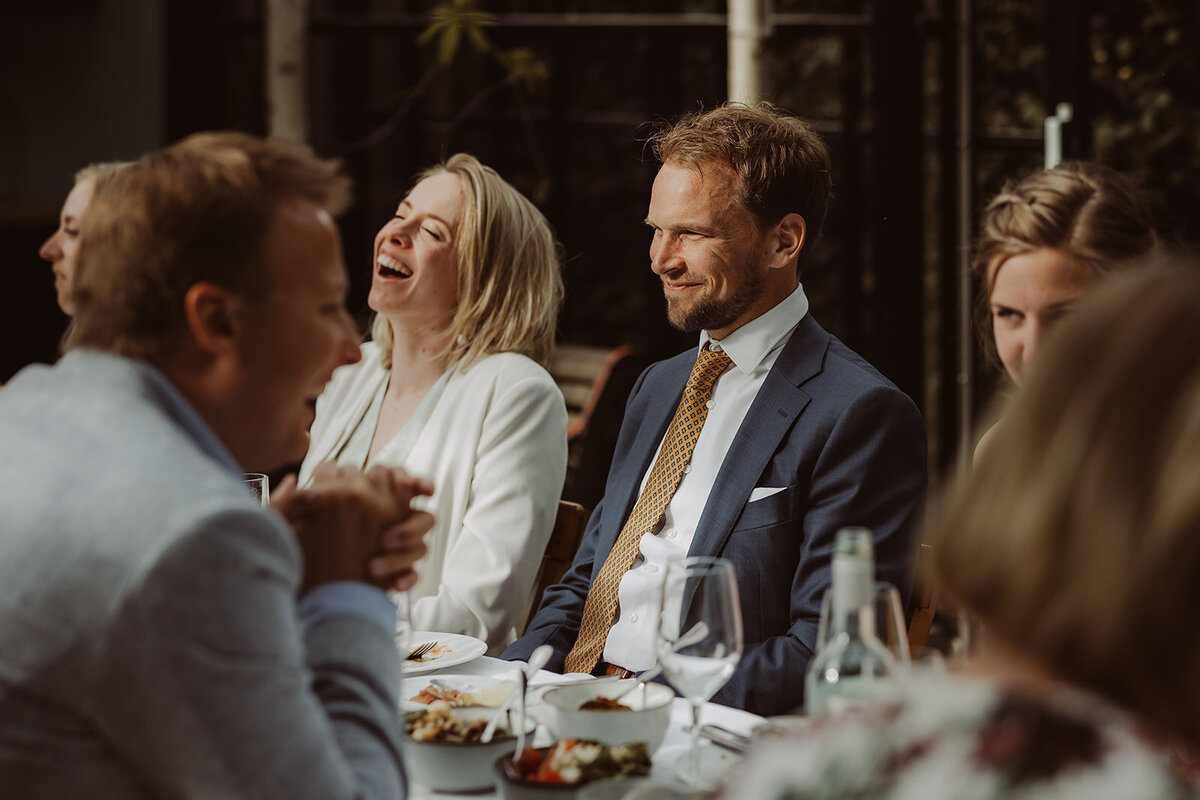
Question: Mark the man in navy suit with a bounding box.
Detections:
[506,103,927,715]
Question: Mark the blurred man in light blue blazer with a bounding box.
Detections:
[0,132,432,799]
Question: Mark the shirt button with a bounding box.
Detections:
[629,613,638,623]
[666,529,678,539]
[647,564,659,574]
[683,464,692,474]
[705,400,714,409]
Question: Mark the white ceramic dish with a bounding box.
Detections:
[541,681,675,754]
[405,705,535,792]
[493,750,653,800]
[400,672,517,712]
[399,631,487,675]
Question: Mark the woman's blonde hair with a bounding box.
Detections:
[933,261,1200,746]
[372,153,563,369]
[74,161,131,198]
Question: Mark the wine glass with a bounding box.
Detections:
[657,556,743,787]
[243,473,270,507]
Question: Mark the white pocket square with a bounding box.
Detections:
[748,486,786,502]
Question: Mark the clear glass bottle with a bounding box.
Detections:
[804,527,898,716]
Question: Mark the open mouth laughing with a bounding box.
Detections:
[376,253,412,279]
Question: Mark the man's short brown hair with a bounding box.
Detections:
[68,132,351,361]
[647,102,832,266]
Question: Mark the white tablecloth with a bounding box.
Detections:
[405,656,764,799]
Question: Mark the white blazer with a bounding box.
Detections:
[301,343,569,653]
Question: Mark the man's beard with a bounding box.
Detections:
[665,263,766,333]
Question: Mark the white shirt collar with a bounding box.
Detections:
[700,282,809,377]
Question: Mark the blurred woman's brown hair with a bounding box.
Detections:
[933,260,1200,747]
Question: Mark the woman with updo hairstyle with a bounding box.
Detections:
[720,263,1200,799]
[300,153,567,654]
[973,161,1158,455]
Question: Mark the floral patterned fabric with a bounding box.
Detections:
[719,672,1196,800]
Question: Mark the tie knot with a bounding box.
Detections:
[690,345,732,387]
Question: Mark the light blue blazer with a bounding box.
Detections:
[0,351,406,799]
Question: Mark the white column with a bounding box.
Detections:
[728,0,770,104]
[265,0,309,143]
[1043,102,1074,169]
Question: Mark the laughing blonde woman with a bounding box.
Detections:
[300,154,567,654]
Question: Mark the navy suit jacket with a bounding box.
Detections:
[506,314,927,716]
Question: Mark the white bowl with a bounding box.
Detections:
[404,706,536,792]
[541,681,674,753]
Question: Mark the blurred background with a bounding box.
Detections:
[3,0,1198,498]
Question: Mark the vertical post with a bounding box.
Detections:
[954,0,974,476]
[1047,0,1092,160]
[728,0,769,103]
[1043,102,1073,169]
[265,0,309,142]
[872,0,924,404]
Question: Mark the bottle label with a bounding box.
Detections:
[832,557,872,616]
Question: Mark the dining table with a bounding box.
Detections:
[404,655,765,799]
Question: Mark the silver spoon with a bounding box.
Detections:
[480,644,552,745]
[513,644,552,758]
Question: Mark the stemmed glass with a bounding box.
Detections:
[814,581,911,666]
[657,556,743,786]
[806,581,910,715]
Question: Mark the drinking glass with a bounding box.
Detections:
[814,581,911,667]
[657,556,743,786]
[243,473,270,507]
[390,590,413,661]
[807,581,910,715]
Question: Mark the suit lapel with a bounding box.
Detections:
[688,316,829,560]
[592,350,696,574]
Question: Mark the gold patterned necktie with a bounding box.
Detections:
[564,344,733,674]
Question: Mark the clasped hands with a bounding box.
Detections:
[271,463,434,595]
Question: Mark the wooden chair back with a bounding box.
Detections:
[906,543,938,652]
[548,343,633,441]
[520,500,588,633]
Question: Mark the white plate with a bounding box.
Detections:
[400,672,517,711]
[399,631,487,675]
[652,742,742,788]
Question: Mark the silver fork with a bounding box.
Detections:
[405,640,437,661]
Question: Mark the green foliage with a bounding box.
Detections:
[1091,0,1200,243]
[418,0,496,65]
[342,0,549,166]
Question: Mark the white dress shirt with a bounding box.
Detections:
[601,284,810,671]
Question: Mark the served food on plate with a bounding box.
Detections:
[541,681,674,753]
[508,739,651,785]
[409,684,471,706]
[578,696,632,711]
[406,642,449,663]
[407,704,537,793]
[408,679,515,708]
[405,701,508,743]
